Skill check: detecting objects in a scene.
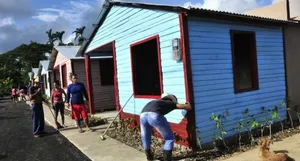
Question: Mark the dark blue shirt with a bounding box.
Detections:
[66,83,88,105]
[28,86,43,104]
[141,100,177,115]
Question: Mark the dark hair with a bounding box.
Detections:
[54,80,60,85]
[71,73,77,77]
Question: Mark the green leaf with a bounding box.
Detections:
[251,121,259,127]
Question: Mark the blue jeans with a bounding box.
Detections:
[140,112,174,151]
[32,104,45,135]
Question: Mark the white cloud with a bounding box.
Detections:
[30,0,99,44]
[0,17,15,27]
[183,0,265,13]
[32,13,59,22]
[32,1,94,25]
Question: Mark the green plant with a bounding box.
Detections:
[271,106,284,133]
[295,105,300,123]
[235,122,244,150]
[281,98,294,129]
[195,126,203,151]
[260,107,272,137]
[88,115,108,127]
[210,109,230,151]
[242,108,259,145]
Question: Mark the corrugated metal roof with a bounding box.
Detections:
[110,1,298,23]
[40,60,49,71]
[32,68,39,77]
[54,46,81,59]
[77,1,300,56]
[187,7,297,23]
[71,56,113,60]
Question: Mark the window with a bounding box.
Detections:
[61,64,67,88]
[99,59,114,86]
[44,74,48,89]
[130,35,163,98]
[230,30,259,93]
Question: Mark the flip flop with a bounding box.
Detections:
[78,129,84,133]
[88,128,95,132]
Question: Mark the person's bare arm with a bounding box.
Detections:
[29,88,41,100]
[50,90,54,104]
[61,89,67,102]
[176,102,192,111]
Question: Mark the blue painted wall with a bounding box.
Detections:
[86,6,187,124]
[188,17,286,144]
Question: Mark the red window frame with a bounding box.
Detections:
[130,35,163,99]
[61,64,67,88]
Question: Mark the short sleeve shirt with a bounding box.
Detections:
[141,100,177,115]
[29,86,43,104]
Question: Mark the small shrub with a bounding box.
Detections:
[88,115,108,127]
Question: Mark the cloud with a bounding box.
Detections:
[31,0,101,44]
[0,0,34,19]
[0,16,72,53]
[32,13,59,22]
[0,17,15,27]
[183,0,266,13]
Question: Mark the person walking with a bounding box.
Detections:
[28,81,47,138]
[66,73,93,133]
[11,87,17,103]
[140,93,192,161]
[19,88,26,102]
[50,80,67,130]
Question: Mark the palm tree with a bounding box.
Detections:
[54,31,65,46]
[73,26,86,40]
[46,29,57,46]
[73,26,86,45]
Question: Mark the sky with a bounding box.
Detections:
[0,0,283,54]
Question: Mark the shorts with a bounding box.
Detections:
[53,102,65,117]
[71,104,88,121]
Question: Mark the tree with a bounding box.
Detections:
[67,42,74,46]
[53,31,65,46]
[0,77,13,94]
[0,42,52,88]
[73,26,86,45]
[46,29,57,46]
[73,26,86,40]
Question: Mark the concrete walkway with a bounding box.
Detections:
[29,102,146,161]
[28,101,300,161]
[221,133,300,161]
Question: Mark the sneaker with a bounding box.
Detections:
[78,129,84,133]
[34,134,40,138]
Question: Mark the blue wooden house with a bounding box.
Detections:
[78,1,296,149]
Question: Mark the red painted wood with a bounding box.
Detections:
[85,55,95,114]
[129,35,163,98]
[133,95,161,99]
[112,41,121,112]
[61,64,67,88]
[179,12,198,150]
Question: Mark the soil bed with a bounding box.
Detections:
[105,119,300,161]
